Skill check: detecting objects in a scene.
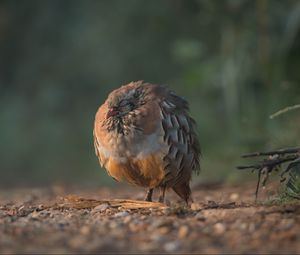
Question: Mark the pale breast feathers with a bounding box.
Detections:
[93,87,167,167]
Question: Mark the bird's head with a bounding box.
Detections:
[106,86,142,119]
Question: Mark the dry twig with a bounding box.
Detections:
[53,195,167,210]
[269,104,300,119]
[237,147,300,200]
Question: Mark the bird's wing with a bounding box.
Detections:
[158,90,201,186]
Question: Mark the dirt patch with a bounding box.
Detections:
[0,183,299,253]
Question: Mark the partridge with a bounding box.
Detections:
[93,81,200,204]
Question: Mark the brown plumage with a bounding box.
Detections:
[93,81,200,204]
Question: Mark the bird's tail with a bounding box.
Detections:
[172,182,193,205]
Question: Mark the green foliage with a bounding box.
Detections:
[260,163,300,205]
[285,162,300,199]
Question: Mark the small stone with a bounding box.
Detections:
[229,193,239,201]
[68,235,86,249]
[129,222,147,232]
[249,223,256,232]
[114,211,129,218]
[158,226,170,235]
[109,221,120,229]
[280,218,295,230]
[164,241,181,252]
[123,215,132,224]
[214,223,226,235]
[139,242,156,252]
[204,196,214,202]
[151,234,167,243]
[30,211,40,219]
[39,210,50,217]
[178,225,189,238]
[58,221,69,230]
[162,207,171,215]
[92,203,109,213]
[240,223,247,230]
[80,225,90,235]
[37,204,44,210]
[191,203,201,210]
[195,212,206,221]
[81,210,89,216]
[151,219,173,229]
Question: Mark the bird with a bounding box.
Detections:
[93,81,200,204]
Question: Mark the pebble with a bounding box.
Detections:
[239,223,247,230]
[280,219,295,230]
[248,223,256,232]
[191,203,201,210]
[164,241,181,252]
[80,225,91,235]
[139,242,156,252]
[68,235,86,249]
[151,219,173,229]
[229,193,239,201]
[150,234,167,243]
[214,223,226,235]
[37,204,45,210]
[81,210,89,216]
[92,203,109,213]
[30,211,40,220]
[195,212,206,221]
[162,207,171,215]
[58,221,69,230]
[129,222,147,232]
[158,226,170,235]
[114,211,129,218]
[178,225,189,238]
[109,221,120,229]
[123,215,132,224]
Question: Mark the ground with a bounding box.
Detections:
[0,182,299,254]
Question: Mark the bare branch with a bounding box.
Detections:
[241,147,300,158]
[255,170,262,201]
[237,147,300,200]
[270,104,300,119]
[237,155,299,170]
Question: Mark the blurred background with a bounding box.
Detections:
[0,0,299,187]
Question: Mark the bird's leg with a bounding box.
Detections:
[144,188,153,202]
[158,185,166,203]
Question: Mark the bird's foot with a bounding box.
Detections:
[158,185,166,203]
[144,188,153,202]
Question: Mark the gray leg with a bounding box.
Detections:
[144,188,153,202]
[158,185,166,203]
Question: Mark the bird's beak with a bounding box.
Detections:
[107,107,119,118]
